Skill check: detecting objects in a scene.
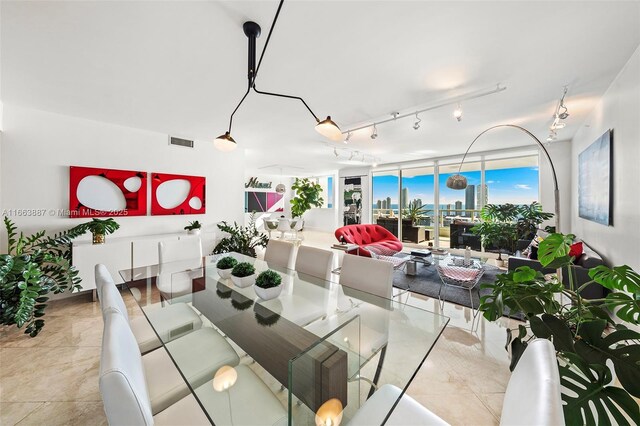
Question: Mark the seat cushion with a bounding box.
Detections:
[142,347,191,415]
[130,316,163,354]
[153,393,211,426]
[349,384,449,426]
[194,364,287,426]
[335,225,403,257]
[165,327,240,390]
[143,302,203,343]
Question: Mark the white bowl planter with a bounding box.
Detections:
[217,268,233,279]
[254,284,283,301]
[231,274,256,288]
[188,229,201,236]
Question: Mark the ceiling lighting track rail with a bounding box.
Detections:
[341,84,507,135]
[215,0,342,152]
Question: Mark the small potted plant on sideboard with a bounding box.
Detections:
[84,218,120,244]
[184,220,202,235]
[230,262,256,288]
[253,269,283,301]
[216,256,238,279]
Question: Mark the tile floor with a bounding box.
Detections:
[0,230,521,425]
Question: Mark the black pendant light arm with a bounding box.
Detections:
[254,0,284,80]
[227,85,251,133]
[252,85,320,122]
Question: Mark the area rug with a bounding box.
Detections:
[393,263,523,320]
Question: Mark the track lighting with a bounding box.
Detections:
[453,104,463,122]
[372,161,378,167]
[546,131,558,142]
[333,147,339,157]
[344,131,352,144]
[548,86,570,139]
[371,125,378,140]
[214,2,340,151]
[413,114,421,130]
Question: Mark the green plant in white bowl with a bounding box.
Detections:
[216,256,238,279]
[254,270,282,301]
[230,262,256,288]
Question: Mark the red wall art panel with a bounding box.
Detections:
[151,173,206,215]
[69,166,147,218]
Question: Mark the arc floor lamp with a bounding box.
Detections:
[445,124,561,232]
[214,0,342,152]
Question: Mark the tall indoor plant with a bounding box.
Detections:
[0,218,89,337]
[290,178,324,221]
[479,232,640,424]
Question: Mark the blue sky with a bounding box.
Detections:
[372,167,539,206]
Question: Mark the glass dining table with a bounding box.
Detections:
[119,252,449,425]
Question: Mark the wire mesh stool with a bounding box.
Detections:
[436,262,485,316]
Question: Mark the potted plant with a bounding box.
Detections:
[216,256,238,279]
[402,201,428,226]
[253,269,283,300]
[213,213,268,257]
[230,262,256,288]
[290,178,324,229]
[84,218,120,244]
[184,220,202,235]
[471,204,518,266]
[0,217,90,337]
[479,233,640,424]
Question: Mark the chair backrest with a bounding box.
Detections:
[340,254,394,299]
[295,246,334,281]
[100,309,154,426]
[264,239,296,269]
[276,219,291,232]
[500,339,564,425]
[95,264,129,322]
[158,237,202,265]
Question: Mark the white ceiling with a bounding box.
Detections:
[2,1,639,175]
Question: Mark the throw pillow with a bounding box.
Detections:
[569,242,584,259]
[528,245,539,260]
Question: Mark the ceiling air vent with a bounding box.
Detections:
[169,136,194,148]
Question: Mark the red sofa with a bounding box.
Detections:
[334,224,403,257]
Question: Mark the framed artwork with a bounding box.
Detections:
[578,129,613,226]
[245,191,284,213]
[69,166,147,218]
[151,172,206,215]
[343,177,362,225]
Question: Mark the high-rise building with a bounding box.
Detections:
[401,187,409,209]
[386,197,392,211]
[455,200,462,213]
[415,198,423,208]
[465,185,475,213]
[477,184,488,208]
[376,200,382,209]
[381,199,387,209]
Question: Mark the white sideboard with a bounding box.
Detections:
[71,231,217,298]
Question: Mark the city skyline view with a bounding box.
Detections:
[373,166,540,209]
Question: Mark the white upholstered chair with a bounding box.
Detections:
[295,245,334,281]
[100,309,287,425]
[264,238,297,269]
[157,237,203,300]
[340,253,394,299]
[95,264,202,353]
[348,339,564,426]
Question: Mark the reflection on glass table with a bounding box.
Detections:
[119,253,449,425]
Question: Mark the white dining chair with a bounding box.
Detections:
[348,339,563,426]
[95,264,202,353]
[100,309,287,425]
[264,219,279,239]
[340,253,394,299]
[158,237,203,300]
[295,245,334,281]
[264,238,297,269]
[276,218,297,239]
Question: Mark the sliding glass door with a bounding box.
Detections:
[372,171,400,237]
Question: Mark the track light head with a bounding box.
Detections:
[453,104,463,122]
[558,107,569,120]
[413,113,421,130]
[546,131,558,142]
[371,125,378,140]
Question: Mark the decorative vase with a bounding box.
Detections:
[217,268,233,279]
[254,284,283,301]
[92,232,105,245]
[231,274,256,288]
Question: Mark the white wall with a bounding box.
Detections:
[571,44,640,270]
[540,140,572,233]
[0,105,245,250]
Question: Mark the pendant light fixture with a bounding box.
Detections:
[214,1,341,151]
[275,167,286,194]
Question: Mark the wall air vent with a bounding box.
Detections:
[169,136,194,148]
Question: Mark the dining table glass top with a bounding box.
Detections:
[119,252,449,425]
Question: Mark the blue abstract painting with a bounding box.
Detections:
[578,130,612,225]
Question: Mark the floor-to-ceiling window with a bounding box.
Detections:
[372,170,400,237]
[371,150,539,250]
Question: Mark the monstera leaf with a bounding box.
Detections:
[589,265,640,294]
[574,321,640,398]
[604,292,640,324]
[529,314,576,353]
[559,352,640,426]
[537,233,574,269]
